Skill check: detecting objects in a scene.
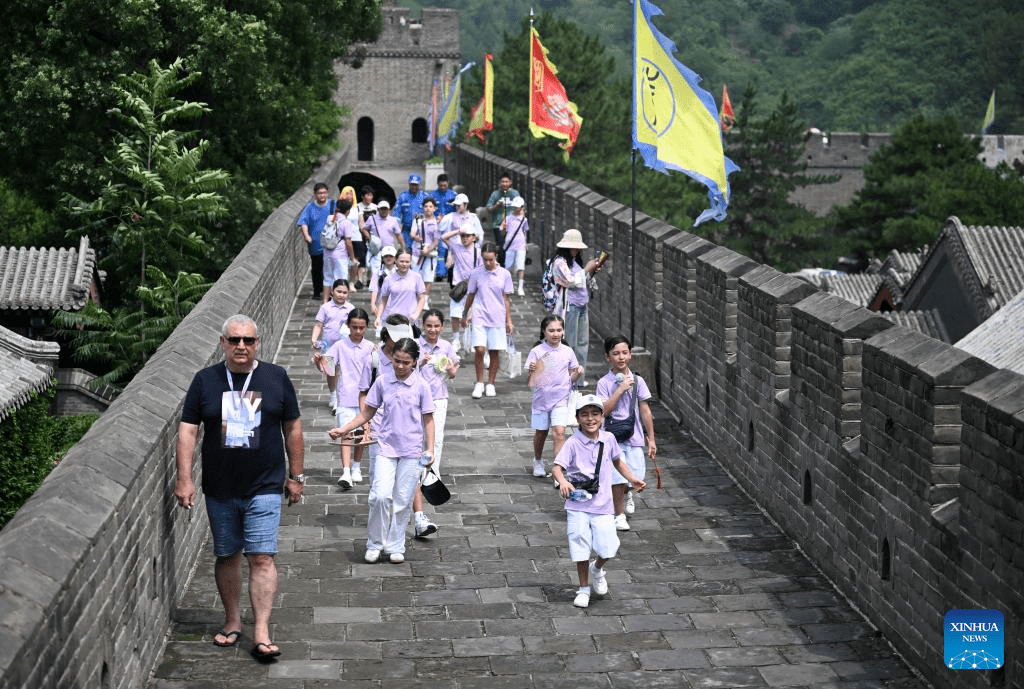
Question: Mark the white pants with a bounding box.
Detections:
[430,398,449,473]
[367,456,420,554]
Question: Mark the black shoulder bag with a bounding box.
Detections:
[604,379,636,442]
[564,442,604,494]
[448,246,476,301]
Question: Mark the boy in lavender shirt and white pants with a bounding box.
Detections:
[553,394,646,608]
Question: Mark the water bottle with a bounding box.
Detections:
[615,372,625,383]
[568,489,592,502]
[419,453,432,467]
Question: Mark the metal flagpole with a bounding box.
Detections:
[630,148,637,346]
[528,8,539,260]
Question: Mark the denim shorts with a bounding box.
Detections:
[205,492,281,557]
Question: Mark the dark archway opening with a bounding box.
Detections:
[357,117,374,161]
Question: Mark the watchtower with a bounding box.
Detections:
[334,0,461,168]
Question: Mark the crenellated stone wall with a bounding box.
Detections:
[0,149,351,689]
[455,144,1024,689]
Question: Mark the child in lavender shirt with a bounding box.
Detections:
[462,243,513,399]
[500,196,529,296]
[410,198,442,300]
[325,308,374,489]
[311,280,354,410]
[526,315,584,478]
[322,198,356,302]
[553,394,646,609]
[330,337,435,565]
[376,249,426,328]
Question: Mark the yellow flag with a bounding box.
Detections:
[982,89,995,134]
[633,0,738,224]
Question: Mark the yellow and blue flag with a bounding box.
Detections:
[981,90,995,134]
[436,62,474,148]
[633,0,738,225]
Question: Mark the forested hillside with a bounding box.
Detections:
[407,0,1024,133]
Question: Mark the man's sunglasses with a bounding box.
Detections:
[225,336,258,345]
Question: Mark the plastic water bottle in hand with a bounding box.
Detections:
[568,489,592,502]
[615,372,625,383]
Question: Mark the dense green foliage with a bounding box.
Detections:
[415,0,1024,134]
[0,0,381,251]
[833,115,1024,258]
[0,388,98,528]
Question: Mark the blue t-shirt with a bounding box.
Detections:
[182,361,300,499]
[395,190,427,229]
[298,199,333,256]
[429,188,457,217]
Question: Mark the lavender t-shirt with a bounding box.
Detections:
[554,430,622,515]
[503,215,529,251]
[595,370,652,447]
[324,217,353,261]
[325,337,374,408]
[417,336,459,400]
[526,341,579,412]
[467,266,512,328]
[447,240,483,284]
[315,300,353,345]
[365,371,435,458]
[369,214,402,248]
[554,256,588,308]
[412,218,441,260]
[380,270,425,319]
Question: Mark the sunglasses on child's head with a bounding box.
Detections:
[225,336,258,345]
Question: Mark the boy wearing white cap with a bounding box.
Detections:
[552,394,646,608]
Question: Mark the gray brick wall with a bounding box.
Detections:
[0,149,351,689]
[455,143,1024,689]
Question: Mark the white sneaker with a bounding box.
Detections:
[614,513,630,531]
[589,562,608,595]
[517,286,525,296]
[415,516,438,538]
[337,469,352,491]
[573,589,590,608]
[624,491,635,515]
[364,548,381,563]
[532,459,546,477]
[485,383,496,397]
[351,465,363,483]
[389,552,405,564]
[472,382,485,398]
[578,379,587,388]
[328,397,337,412]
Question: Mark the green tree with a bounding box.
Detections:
[66,58,230,306]
[711,84,832,270]
[54,267,212,388]
[832,114,1024,257]
[0,178,54,248]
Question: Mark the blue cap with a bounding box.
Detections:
[409,174,422,184]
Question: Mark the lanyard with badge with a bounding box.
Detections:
[223,362,261,448]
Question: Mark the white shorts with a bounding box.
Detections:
[566,511,619,562]
[335,405,359,428]
[611,444,646,485]
[323,256,350,286]
[504,249,526,272]
[450,295,468,319]
[416,257,437,283]
[532,405,571,431]
[471,324,507,351]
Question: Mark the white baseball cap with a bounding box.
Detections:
[454,193,469,206]
[381,245,398,257]
[510,196,525,208]
[574,394,605,412]
[377,200,391,209]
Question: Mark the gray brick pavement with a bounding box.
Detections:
[149,282,927,688]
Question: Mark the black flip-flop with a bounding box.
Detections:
[213,630,241,647]
[250,642,281,660]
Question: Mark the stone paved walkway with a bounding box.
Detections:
[150,281,928,688]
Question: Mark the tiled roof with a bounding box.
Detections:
[0,236,96,312]
[881,309,952,343]
[955,288,1024,375]
[821,272,883,307]
[0,325,57,420]
[956,222,1024,310]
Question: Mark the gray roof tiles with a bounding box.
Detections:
[0,236,96,312]
[956,288,1024,376]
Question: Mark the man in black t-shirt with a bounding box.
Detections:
[175,314,304,661]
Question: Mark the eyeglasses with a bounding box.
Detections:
[225,336,258,346]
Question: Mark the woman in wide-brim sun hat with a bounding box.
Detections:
[551,229,604,387]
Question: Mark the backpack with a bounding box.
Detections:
[541,257,560,312]
[320,217,340,250]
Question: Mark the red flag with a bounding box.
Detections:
[528,27,583,158]
[720,84,735,133]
